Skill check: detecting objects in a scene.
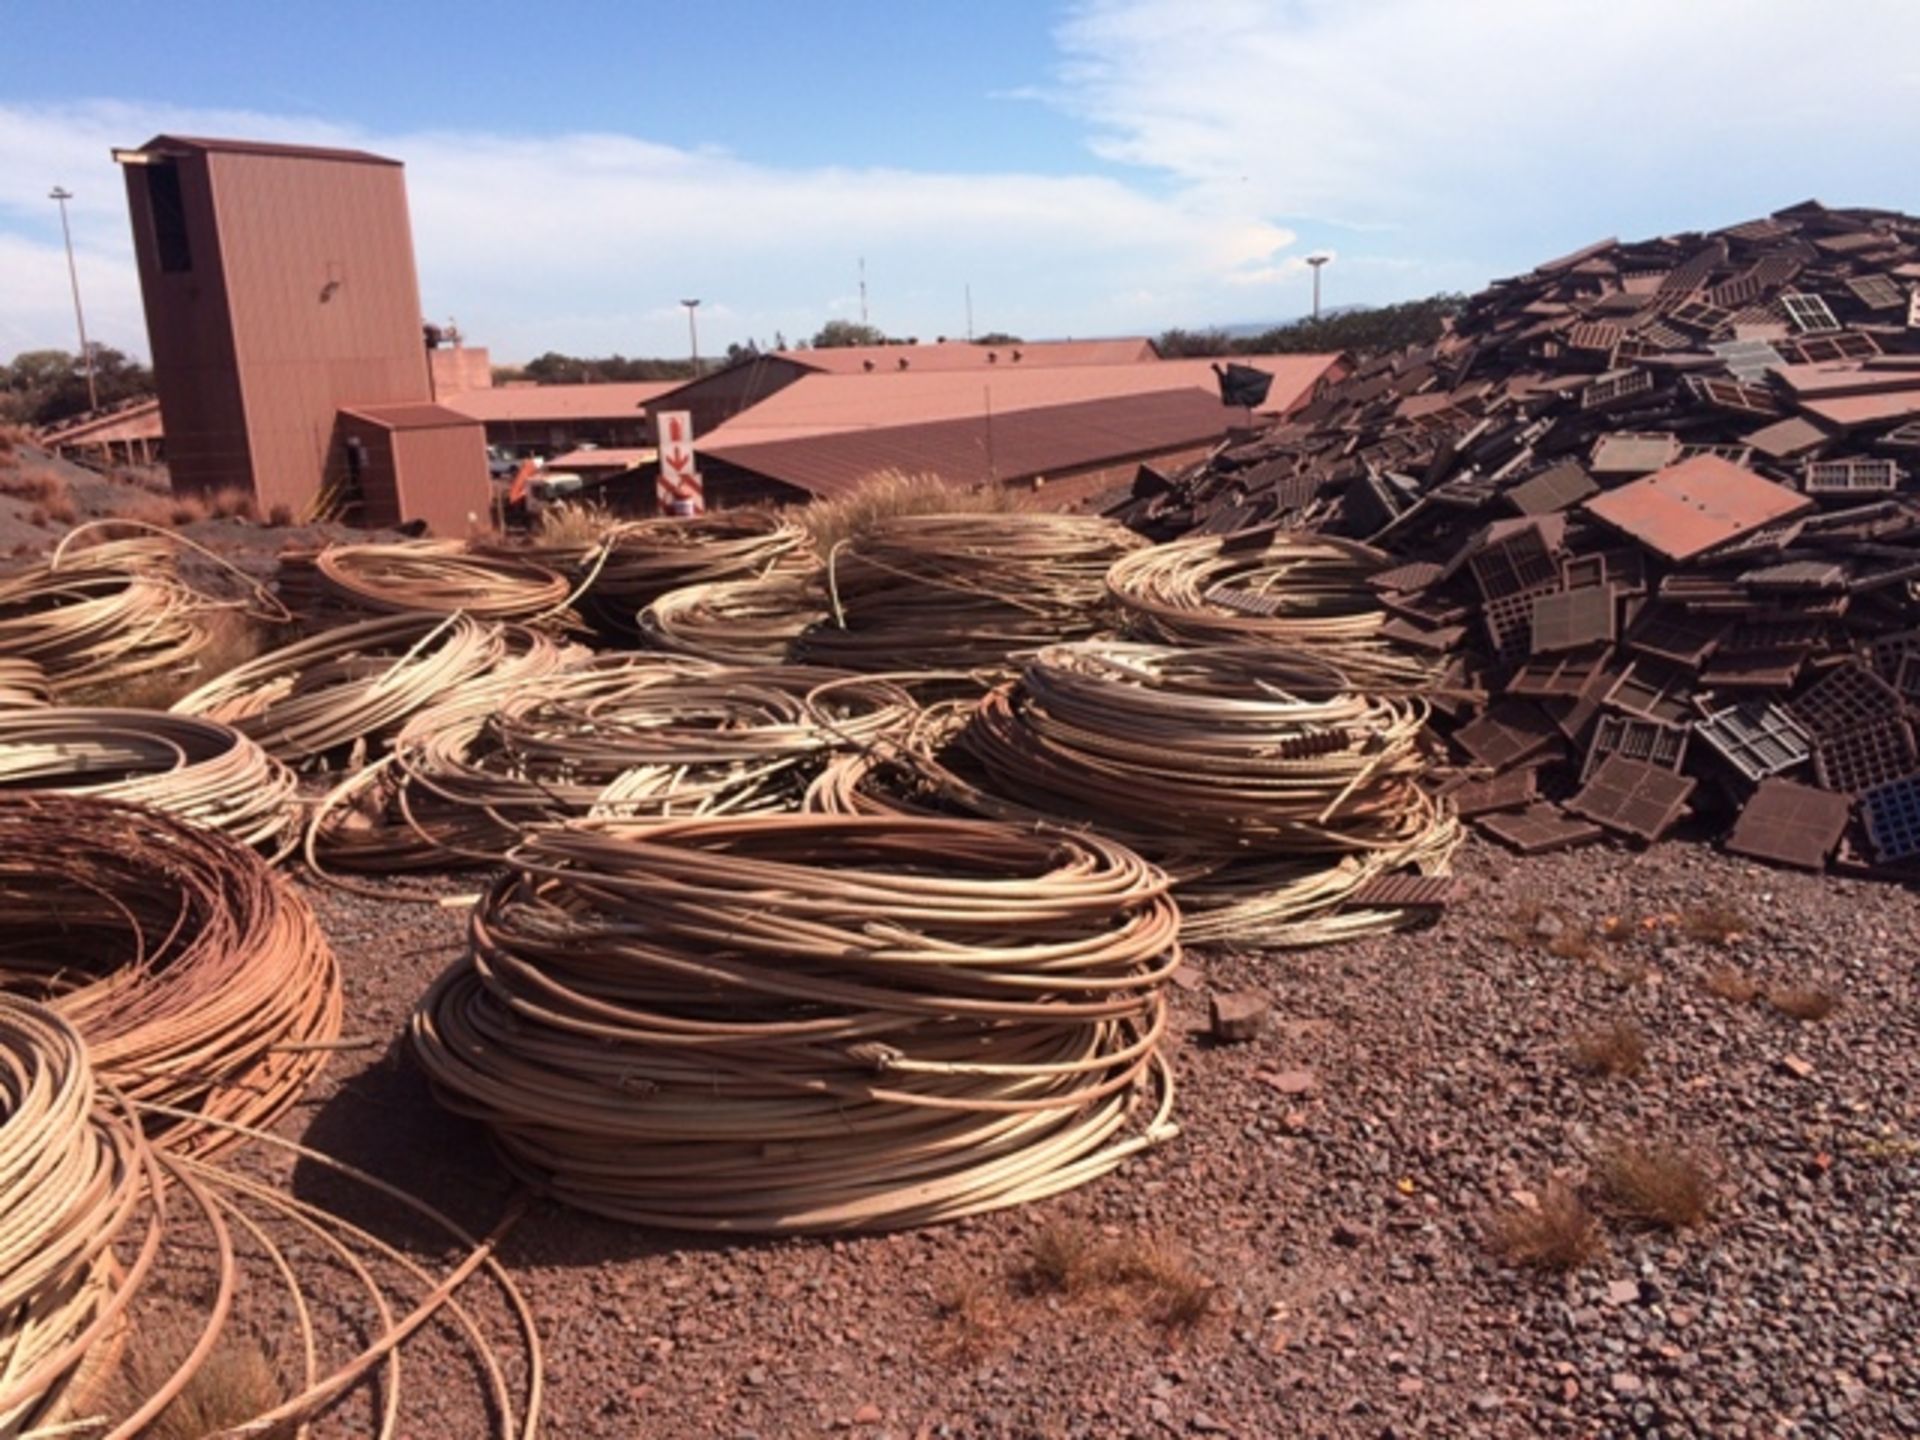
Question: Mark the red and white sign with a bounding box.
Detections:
[655,410,704,515]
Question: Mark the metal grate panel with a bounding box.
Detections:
[1726,779,1852,871]
[1531,585,1616,654]
[1804,458,1901,494]
[1454,702,1560,771]
[1788,663,1903,740]
[1567,755,1697,841]
[1477,803,1604,854]
[1583,714,1689,782]
[1695,702,1812,783]
[1862,775,1920,862]
[1780,291,1840,333]
[1812,718,1917,795]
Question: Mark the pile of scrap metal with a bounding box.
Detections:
[1109,202,1920,874]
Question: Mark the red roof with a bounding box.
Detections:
[439,382,678,423]
[141,134,402,167]
[775,338,1157,375]
[338,402,480,432]
[700,355,1340,446]
[702,389,1238,499]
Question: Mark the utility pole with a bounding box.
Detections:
[1306,253,1332,321]
[49,186,98,411]
[680,298,701,376]
[859,258,868,327]
[965,283,974,342]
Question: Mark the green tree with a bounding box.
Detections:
[0,344,152,426]
[810,320,888,348]
[518,351,695,384]
[1240,294,1467,358]
[1154,328,1234,358]
[972,331,1023,346]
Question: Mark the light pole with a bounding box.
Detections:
[49,186,98,411]
[1306,253,1332,322]
[680,298,701,376]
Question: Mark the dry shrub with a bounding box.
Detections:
[1546,928,1598,962]
[1490,1179,1602,1272]
[1679,905,1748,946]
[930,1275,1007,1365]
[170,495,209,526]
[536,501,619,548]
[1764,985,1840,1021]
[1595,1142,1714,1230]
[206,485,257,521]
[798,468,1013,554]
[1017,1221,1213,1335]
[110,1325,287,1439]
[1569,1019,1647,1078]
[65,609,263,711]
[0,469,68,505]
[1702,966,1760,1003]
[266,501,295,527]
[115,495,179,527]
[26,506,47,528]
[0,422,30,460]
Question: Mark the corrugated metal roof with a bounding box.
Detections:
[776,338,1158,374]
[439,382,679,423]
[338,402,480,431]
[548,447,657,470]
[142,134,403,167]
[700,355,1340,446]
[701,388,1235,499]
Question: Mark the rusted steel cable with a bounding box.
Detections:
[808,641,1461,947]
[637,570,829,664]
[794,512,1147,671]
[0,795,341,1153]
[0,657,51,708]
[171,613,570,767]
[302,541,574,623]
[1106,528,1443,689]
[0,708,303,859]
[411,813,1180,1233]
[0,994,543,1439]
[318,660,917,873]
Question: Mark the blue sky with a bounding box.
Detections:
[3,1,1918,363]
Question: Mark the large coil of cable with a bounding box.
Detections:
[411,813,1180,1233]
[309,541,573,621]
[0,794,341,1153]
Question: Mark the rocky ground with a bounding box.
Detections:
[273,835,1918,1439]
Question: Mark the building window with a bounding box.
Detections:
[148,164,192,273]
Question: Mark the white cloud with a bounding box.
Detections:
[0,100,1308,362]
[1053,0,1920,269]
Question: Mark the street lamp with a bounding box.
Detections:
[680,299,701,377]
[1305,254,1332,322]
[49,186,98,411]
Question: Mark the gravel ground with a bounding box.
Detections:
[272,834,1920,1440]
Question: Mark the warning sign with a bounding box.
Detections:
[655,410,703,515]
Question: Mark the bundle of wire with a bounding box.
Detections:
[0,708,303,858]
[172,612,572,766]
[320,659,917,872]
[637,569,829,664]
[310,541,574,622]
[562,510,813,642]
[1106,528,1443,691]
[0,794,340,1152]
[807,641,1461,947]
[0,994,543,1439]
[795,512,1147,671]
[0,656,51,707]
[410,813,1180,1233]
[0,535,231,699]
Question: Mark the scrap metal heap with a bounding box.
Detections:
[1110,201,1920,873]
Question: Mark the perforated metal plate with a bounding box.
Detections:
[1788,664,1904,740]
[1567,755,1698,841]
[1454,702,1560,771]
[1477,803,1604,854]
[1813,718,1917,796]
[1726,778,1851,871]
[1445,767,1539,817]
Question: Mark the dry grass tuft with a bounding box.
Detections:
[111,1326,287,1439]
[206,486,257,521]
[1569,1019,1648,1078]
[1764,985,1840,1021]
[0,422,31,461]
[0,468,69,506]
[266,502,295,527]
[537,501,620,548]
[1595,1142,1714,1230]
[930,1275,1008,1365]
[115,495,181,527]
[170,494,209,526]
[1489,1178,1603,1272]
[1702,966,1760,1003]
[797,468,1013,554]
[1546,928,1598,962]
[1017,1221,1213,1335]
[1679,904,1749,946]
[65,609,264,711]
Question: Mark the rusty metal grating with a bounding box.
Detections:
[1531,585,1616,653]
[1804,458,1901,494]
[1368,560,1445,593]
[1725,778,1852,870]
[1478,803,1604,854]
[1708,337,1785,382]
[1483,585,1554,663]
[1844,274,1907,311]
[1506,462,1597,516]
[1777,330,1879,364]
[1445,767,1539,816]
[1583,714,1689,781]
[1581,368,1655,411]
[1695,702,1812,783]
[1812,717,1917,795]
[1628,607,1724,668]
[1861,774,1920,862]
[1590,432,1680,476]
[1454,701,1560,770]
[1788,663,1903,740]
[1469,524,1563,600]
[1780,291,1840,333]
[1604,660,1693,724]
[1567,755,1697,841]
